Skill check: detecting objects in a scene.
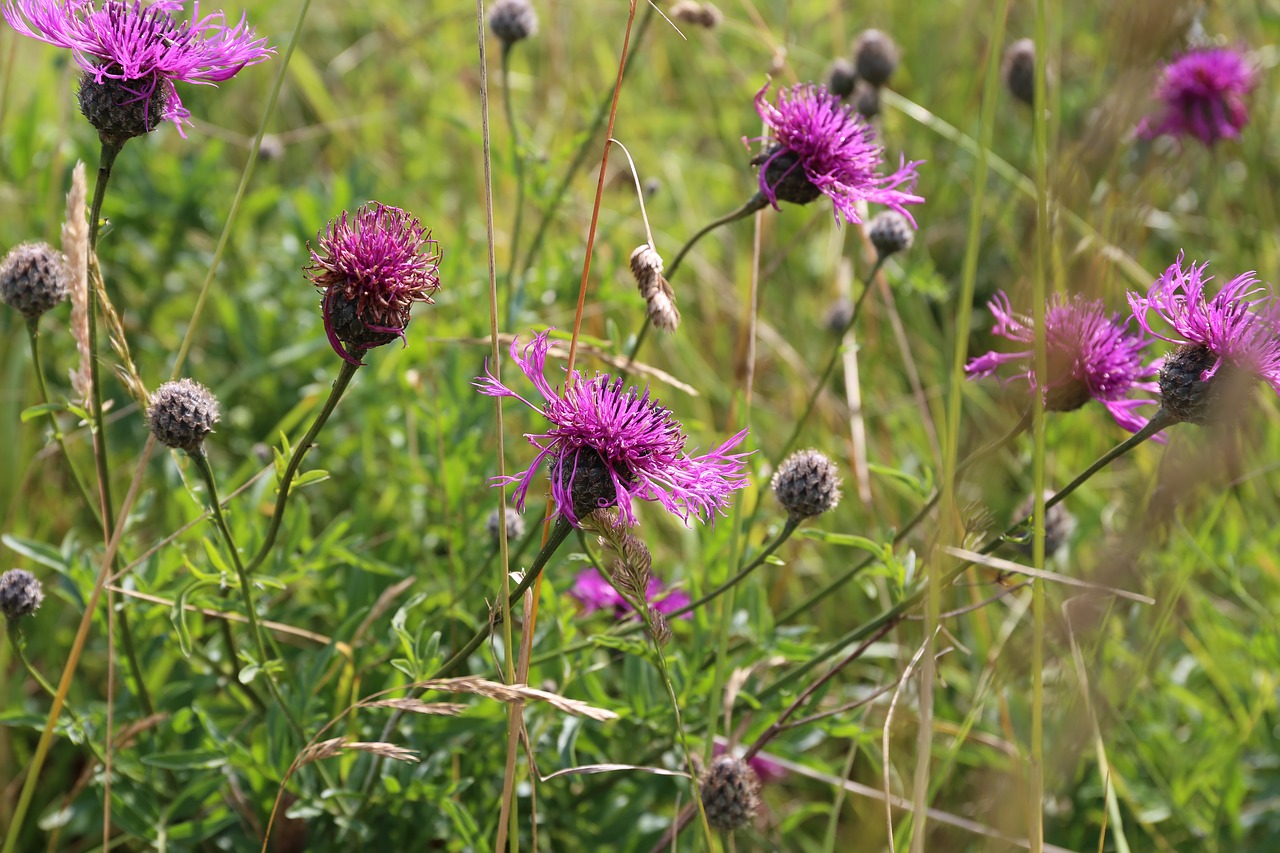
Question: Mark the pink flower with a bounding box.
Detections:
[1138,47,1256,147]
[568,568,691,619]
[475,330,750,527]
[750,82,923,226]
[966,291,1161,434]
[4,0,274,136]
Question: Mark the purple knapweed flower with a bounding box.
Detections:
[3,0,274,141]
[713,742,788,784]
[750,81,923,226]
[965,291,1161,434]
[474,330,750,527]
[1137,47,1256,147]
[568,568,691,619]
[304,202,441,366]
[1128,253,1280,425]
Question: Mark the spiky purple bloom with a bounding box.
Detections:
[474,330,750,527]
[1137,47,1256,147]
[304,202,441,366]
[750,82,923,226]
[3,0,274,138]
[1128,254,1280,423]
[965,291,1161,434]
[568,568,691,619]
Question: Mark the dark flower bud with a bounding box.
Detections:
[824,297,854,334]
[1002,39,1037,106]
[1,242,69,319]
[755,147,823,206]
[700,755,761,831]
[490,0,538,46]
[1158,344,1248,426]
[486,507,526,543]
[851,80,880,118]
[867,211,914,259]
[561,449,631,524]
[772,449,842,519]
[148,378,220,454]
[78,75,167,147]
[0,569,44,621]
[827,57,856,98]
[853,29,899,87]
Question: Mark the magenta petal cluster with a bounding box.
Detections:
[305,202,442,366]
[751,81,923,226]
[3,0,274,135]
[568,568,691,619]
[475,330,751,527]
[1138,47,1256,147]
[1128,254,1280,395]
[965,291,1161,434]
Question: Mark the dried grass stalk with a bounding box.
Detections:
[62,162,91,406]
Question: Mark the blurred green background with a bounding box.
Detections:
[3,0,1280,849]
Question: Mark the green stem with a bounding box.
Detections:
[83,141,154,719]
[666,193,768,282]
[523,514,800,668]
[773,255,886,465]
[351,517,574,819]
[501,44,528,330]
[25,319,98,526]
[246,360,359,574]
[6,623,95,747]
[620,193,768,377]
[190,452,309,742]
[758,414,1171,704]
[431,516,573,679]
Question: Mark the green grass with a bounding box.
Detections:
[3,0,1280,850]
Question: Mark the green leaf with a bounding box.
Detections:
[291,469,330,489]
[171,579,218,658]
[142,750,228,770]
[238,663,261,685]
[797,529,887,557]
[20,402,64,422]
[1,535,67,572]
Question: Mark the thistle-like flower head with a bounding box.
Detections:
[1128,253,1280,424]
[305,202,442,366]
[750,81,923,226]
[1138,47,1256,147]
[3,0,274,140]
[966,291,1161,434]
[474,330,750,527]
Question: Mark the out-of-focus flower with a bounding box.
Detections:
[568,568,691,618]
[1137,47,1256,147]
[966,291,1161,434]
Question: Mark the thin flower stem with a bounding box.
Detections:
[667,193,769,282]
[500,43,528,330]
[523,514,800,668]
[83,141,155,720]
[1028,2,1052,849]
[773,255,886,466]
[510,2,656,306]
[189,453,308,743]
[5,624,97,752]
[25,319,98,525]
[350,517,574,820]
[756,414,1168,705]
[245,360,359,574]
[620,193,769,378]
